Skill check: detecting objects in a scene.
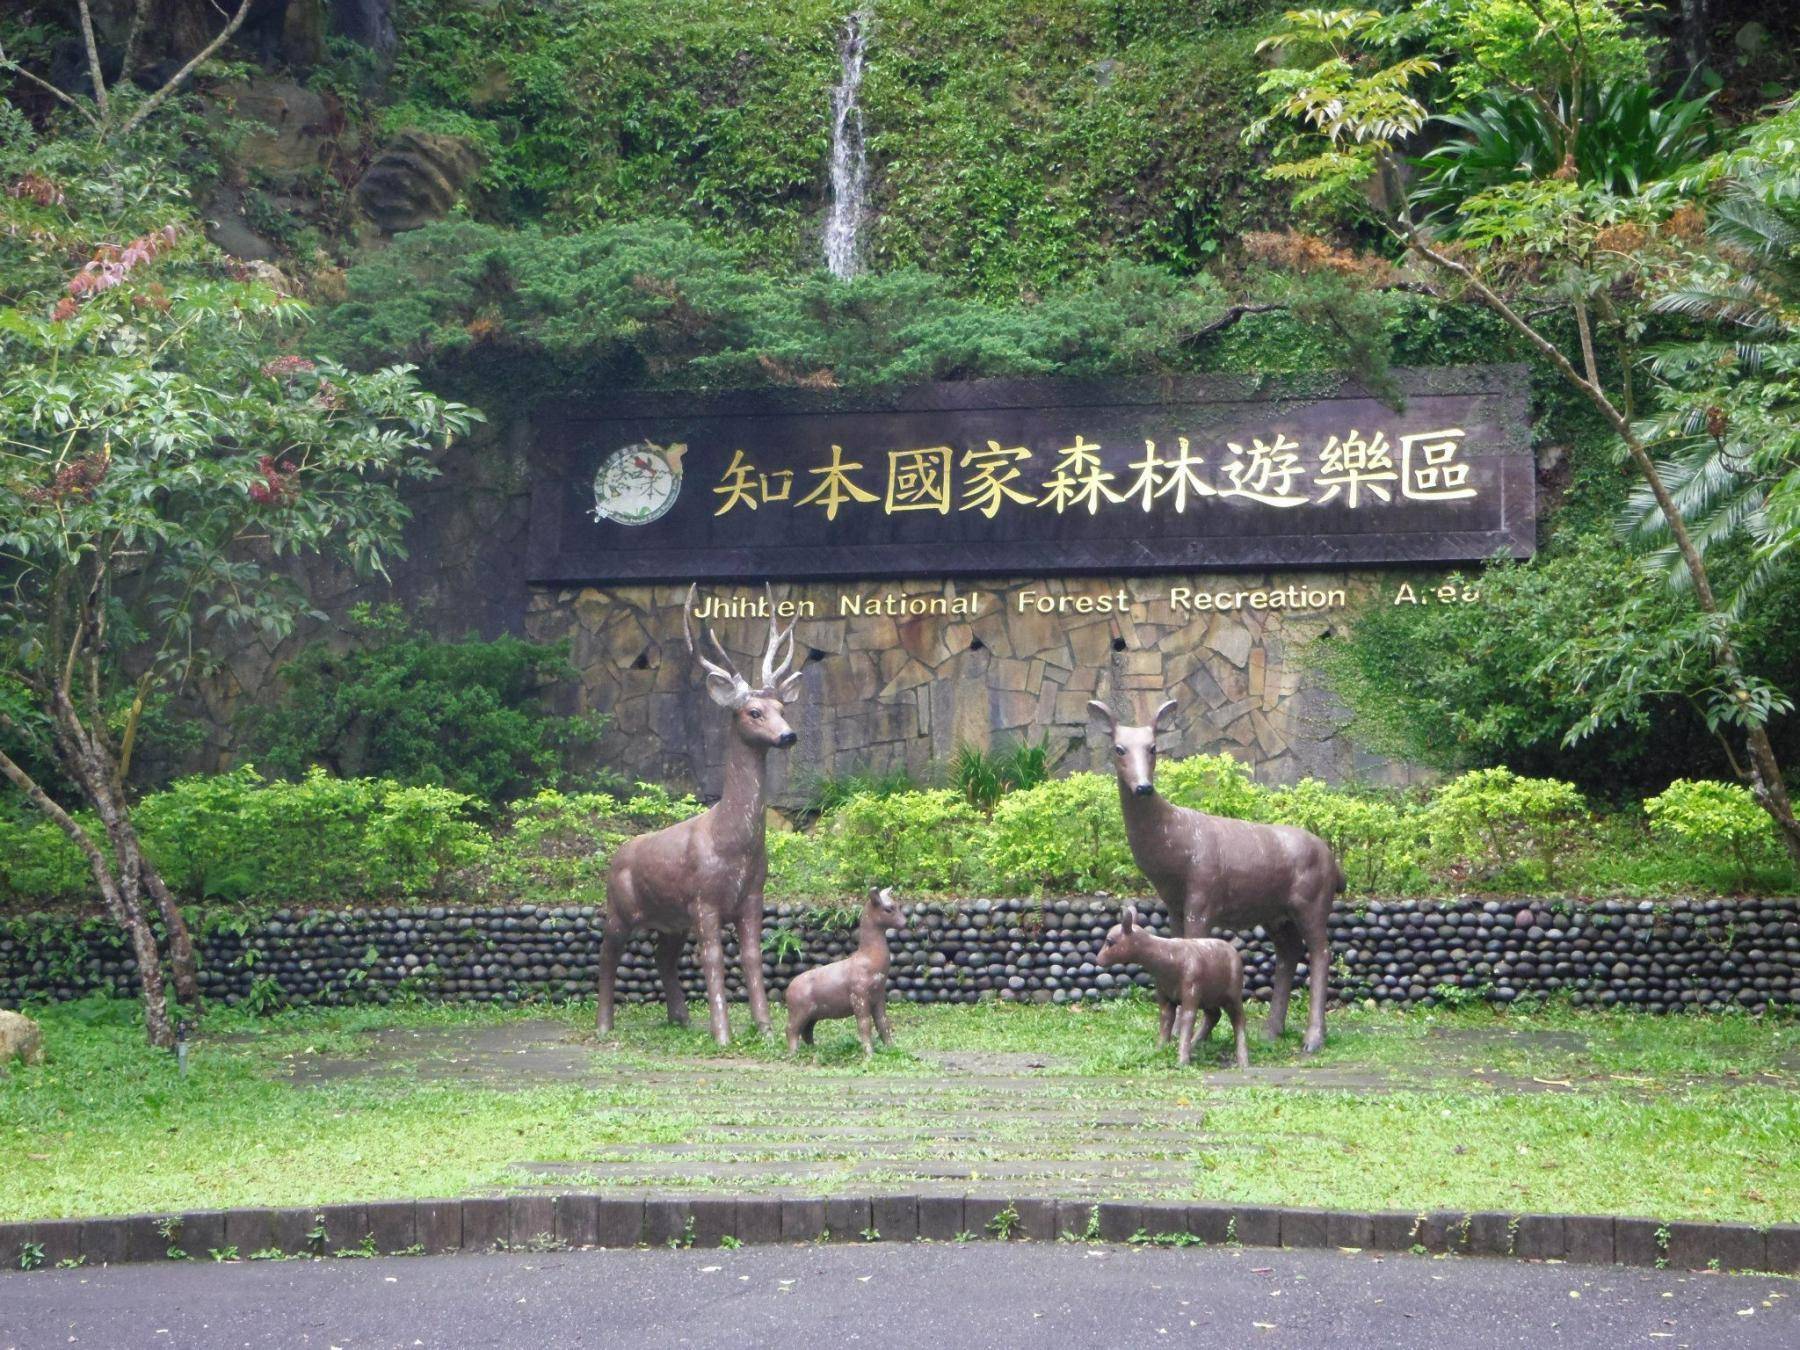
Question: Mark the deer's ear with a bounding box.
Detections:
[1123,905,1138,933]
[778,668,804,704]
[866,886,882,905]
[1087,700,1116,729]
[706,671,749,709]
[1152,699,1178,733]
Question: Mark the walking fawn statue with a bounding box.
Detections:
[1089,699,1344,1052]
[1097,904,1249,1068]
[784,886,905,1055]
[596,586,802,1046]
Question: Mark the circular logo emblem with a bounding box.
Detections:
[590,441,686,526]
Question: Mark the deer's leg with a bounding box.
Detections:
[1173,1003,1197,1068]
[873,983,893,1045]
[1198,1008,1219,1043]
[852,989,875,1057]
[1156,996,1175,1048]
[597,921,627,1034]
[696,913,731,1047]
[1227,993,1250,1070]
[1303,921,1331,1055]
[737,907,773,1036]
[1267,923,1304,1042]
[655,933,689,1028]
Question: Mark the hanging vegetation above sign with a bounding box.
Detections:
[527,367,1534,584]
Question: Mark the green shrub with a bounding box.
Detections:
[1424,767,1587,884]
[951,733,1053,813]
[795,763,921,820]
[133,767,490,904]
[987,773,1137,893]
[470,783,704,906]
[1158,752,1267,819]
[236,605,606,806]
[1644,780,1784,891]
[1263,779,1425,894]
[766,828,847,901]
[0,803,93,910]
[829,790,985,893]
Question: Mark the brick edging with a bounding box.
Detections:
[3,1194,1794,1276]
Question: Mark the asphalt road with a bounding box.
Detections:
[1,1243,1793,1350]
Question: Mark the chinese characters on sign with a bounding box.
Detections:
[710,428,1478,520]
[528,368,1535,583]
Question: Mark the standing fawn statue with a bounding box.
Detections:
[1097,903,1249,1068]
[596,585,802,1046]
[1090,698,1344,1052]
[783,886,905,1055]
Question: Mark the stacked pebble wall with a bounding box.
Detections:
[4,897,1796,1013]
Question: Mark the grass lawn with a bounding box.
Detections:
[3,995,1797,1227]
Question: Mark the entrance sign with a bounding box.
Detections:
[527,367,1533,583]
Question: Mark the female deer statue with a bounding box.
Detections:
[1090,698,1344,1052]
[597,585,802,1046]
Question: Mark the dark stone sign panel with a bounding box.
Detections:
[528,366,1534,583]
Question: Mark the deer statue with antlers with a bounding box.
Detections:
[596,585,802,1046]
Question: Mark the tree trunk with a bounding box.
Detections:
[0,743,176,1048]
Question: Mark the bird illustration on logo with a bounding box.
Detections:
[590,441,686,525]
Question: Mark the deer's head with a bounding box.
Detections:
[1097,904,1147,966]
[1088,699,1177,797]
[686,584,803,751]
[866,885,905,932]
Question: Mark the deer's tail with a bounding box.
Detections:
[1332,856,1347,895]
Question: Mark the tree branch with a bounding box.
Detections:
[76,0,109,123]
[0,39,101,128]
[116,0,255,139]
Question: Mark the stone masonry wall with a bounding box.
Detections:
[5,898,1795,1014]
[526,573,1431,808]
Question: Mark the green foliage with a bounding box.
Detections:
[796,762,921,820]
[951,733,1051,813]
[1264,779,1425,894]
[1643,780,1783,891]
[1158,752,1265,819]
[987,773,1136,893]
[829,789,985,893]
[238,604,606,805]
[1631,104,1800,606]
[1424,767,1586,883]
[1310,538,1756,792]
[380,0,1280,289]
[475,784,703,907]
[1413,81,1718,227]
[133,767,490,904]
[317,217,1235,400]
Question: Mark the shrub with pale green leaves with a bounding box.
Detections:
[1424,767,1586,883]
[987,773,1137,893]
[1644,780,1783,890]
[765,828,847,901]
[134,767,491,903]
[829,790,986,893]
[1159,752,1268,819]
[1264,778,1425,894]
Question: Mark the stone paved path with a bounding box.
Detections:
[273,1017,1775,1198]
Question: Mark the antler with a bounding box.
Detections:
[685,584,751,707]
[760,582,797,690]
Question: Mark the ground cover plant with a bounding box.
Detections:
[1,996,1793,1228]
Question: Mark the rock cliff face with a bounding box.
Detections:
[354,131,483,234]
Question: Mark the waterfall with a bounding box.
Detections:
[824,8,872,279]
